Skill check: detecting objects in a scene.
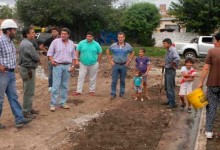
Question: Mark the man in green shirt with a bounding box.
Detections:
[74,32,102,96]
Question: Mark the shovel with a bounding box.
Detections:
[158,66,165,105]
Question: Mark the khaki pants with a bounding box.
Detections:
[19,67,36,114]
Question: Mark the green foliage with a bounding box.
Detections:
[169,0,220,35]
[16,0,116,39]
[120,2,160,46]
[0,5,14,19]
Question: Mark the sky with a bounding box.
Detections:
[0,0,178,7]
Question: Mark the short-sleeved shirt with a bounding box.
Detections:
[135,56,150,74]
[44,37,54,48]
[77,39,102,66]
[133,76,142,87]
[47,38,76,63]
[109,42,133,63]
[180,66,196,86]
[205,47,220,86]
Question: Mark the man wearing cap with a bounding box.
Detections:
[0,19,32,128]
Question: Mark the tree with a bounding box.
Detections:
[169,0,220,35]
[120,2,160,46]
[0,5,14,19]
[15,0,117,40]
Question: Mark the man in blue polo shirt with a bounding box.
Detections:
[106,32,134,99]
[74,32,102,96]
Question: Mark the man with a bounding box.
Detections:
[39,27,60,92]
[162,38,180,108]
[19,27,40,119]
[106,32,134,99]
[47,28,76,112]
[0,19,32,128]
[198,33,220,139]
[73,32,102,96]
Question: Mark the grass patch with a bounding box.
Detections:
[102,46,166,57]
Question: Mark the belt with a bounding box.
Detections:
[55,62,71,65]
[114,61,126,65]
[21,66,36,69]
[5,68,15,72]
[165,67,175,70]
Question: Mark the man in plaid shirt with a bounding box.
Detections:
[0,19,32,129]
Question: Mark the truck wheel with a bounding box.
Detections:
[184,51,196,58]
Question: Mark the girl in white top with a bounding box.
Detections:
[179,57,196,113]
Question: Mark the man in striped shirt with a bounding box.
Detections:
[47,28,76,112]
[0,19,32,128]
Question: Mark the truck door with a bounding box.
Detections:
[198,37,214,56]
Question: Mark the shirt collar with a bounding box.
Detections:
[2,34,12,42]
[117,42,126,47]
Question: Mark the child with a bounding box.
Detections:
[133,70,144,101]
[135,48,151,99]
[179,57,196,113]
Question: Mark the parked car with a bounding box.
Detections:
[174,36,214,58]
[35,32,52,44]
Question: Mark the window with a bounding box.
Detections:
[202,37,213,44]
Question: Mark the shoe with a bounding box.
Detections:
[23,113,36,119]
[146,95,150,100]
[119,94,124,97]
[73,92,81,96]
[30,109,39,114]
[15,118,32,128]
[60,104,70,109]
[134,97,138,101]
[166,105,177,109]
[180,104,186,111]
[205,132,213,139]
[89,92,95,96]
[110,95,116,100]
[50,105,56,112]
[187,107,192,113]
[0,123,6,129]
[141,98,144,101]
[162,102,169,105]
[48,87,52,92]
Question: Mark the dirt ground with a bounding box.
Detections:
[0,55,204,150]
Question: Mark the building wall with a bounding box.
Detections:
[157,20,179,31]
[152,32,199,47]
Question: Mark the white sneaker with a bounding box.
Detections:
[48,87,52,92]
[134,97,138,101]
[205,132,213,139]
[141,98,144,101]
[50,105,55,112]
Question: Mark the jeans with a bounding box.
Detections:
[48,61,53,87]
[19,67,36,114]
[0,72,25,124]
[51,64,70,106]
[111,64,127,96]
[165,68,176,106]
[76,62,99,93]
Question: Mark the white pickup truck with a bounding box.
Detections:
[174,36,214,58]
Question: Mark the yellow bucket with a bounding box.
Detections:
[186,88,208,109]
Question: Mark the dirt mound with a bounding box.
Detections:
[69,89,171,150]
